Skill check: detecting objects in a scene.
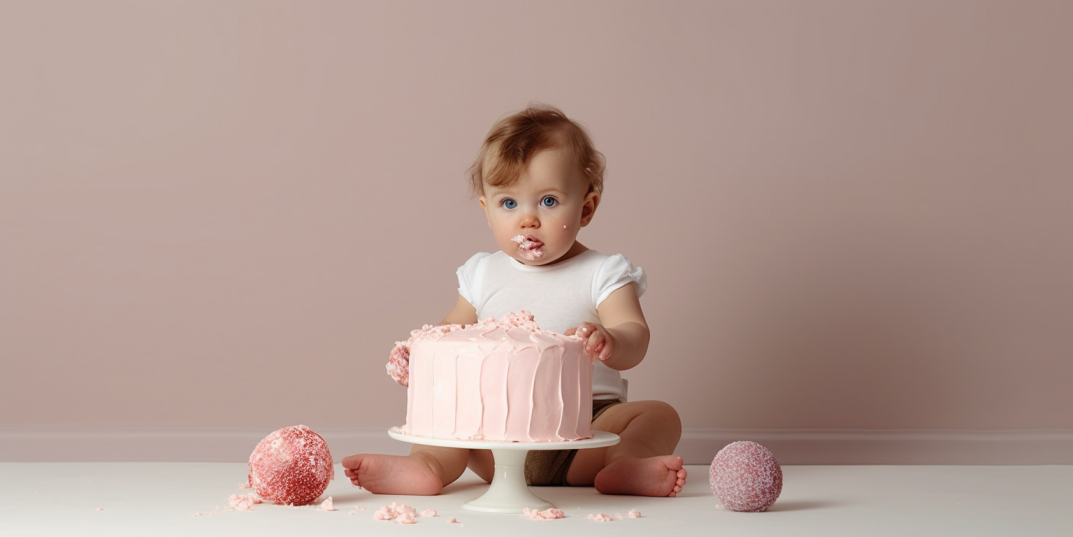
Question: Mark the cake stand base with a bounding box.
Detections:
[387,428,620,514]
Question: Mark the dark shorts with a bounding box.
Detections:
[523,398,623,486]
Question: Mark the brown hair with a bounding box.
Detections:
[468,104,605,197]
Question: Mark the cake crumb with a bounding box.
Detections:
[320,497,336,511]
[523,507,566,519]
[228,494,262,511]
[627,509,642,518]
[586,513,614,522]
[420,508,438,517]
[374,502,419,524]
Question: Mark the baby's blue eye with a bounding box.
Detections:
[502,199,517,209]
[541,196,558,207]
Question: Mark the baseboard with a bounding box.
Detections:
[0,427,408,463]
[2,427,1071,464]
[677,428,1073,465]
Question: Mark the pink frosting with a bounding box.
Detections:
[523,507,566,519]
[387,313,532,386]
[627,509,642,518]
[586,513,613,522]
[399,311,593,442]
[319,497,336,511]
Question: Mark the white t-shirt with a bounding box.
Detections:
[456,249,646,401]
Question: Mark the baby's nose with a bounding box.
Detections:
[520,211,540,228]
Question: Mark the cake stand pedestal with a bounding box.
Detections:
[387,428,619,514]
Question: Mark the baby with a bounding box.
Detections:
[342,105,686,497]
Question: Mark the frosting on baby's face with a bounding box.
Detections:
[479,147,598,266]
[511,234,544,260]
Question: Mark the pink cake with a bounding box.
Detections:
[387,311,593,442]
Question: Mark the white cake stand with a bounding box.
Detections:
[387,428,619,514]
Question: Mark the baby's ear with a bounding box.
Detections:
[478,197,492,228]
[580,191,600,226]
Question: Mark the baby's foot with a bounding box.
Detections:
[340,454,444,496]
[593,455,688,497]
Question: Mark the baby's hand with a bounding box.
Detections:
[386,341,410,386]
[565,322,614,362]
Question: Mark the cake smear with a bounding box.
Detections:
[511,234,544,260]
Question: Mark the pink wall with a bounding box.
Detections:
[2,1,1071,462]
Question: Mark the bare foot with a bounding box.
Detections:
[340,454,444,496]
[593,455,688,497]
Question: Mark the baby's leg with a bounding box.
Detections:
[341,445,469,496]
[567,400,687,497]
[467,449,495,483]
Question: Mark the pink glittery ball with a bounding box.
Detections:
[709,441,782,512]
[249,425,334,506]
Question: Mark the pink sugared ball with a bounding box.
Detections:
[249,425,334,505]
[709,441,783,512]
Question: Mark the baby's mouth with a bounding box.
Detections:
[511,235,544,260]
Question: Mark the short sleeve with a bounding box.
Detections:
[456,252,492,307]
[592,254,647,307]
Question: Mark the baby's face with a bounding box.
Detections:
[479,147,597,266]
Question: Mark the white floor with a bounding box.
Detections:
[1,463,1070,536]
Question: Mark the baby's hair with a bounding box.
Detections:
[468,104,605,197]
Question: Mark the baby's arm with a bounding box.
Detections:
[441,293,479,326]
[566,283,649,371]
